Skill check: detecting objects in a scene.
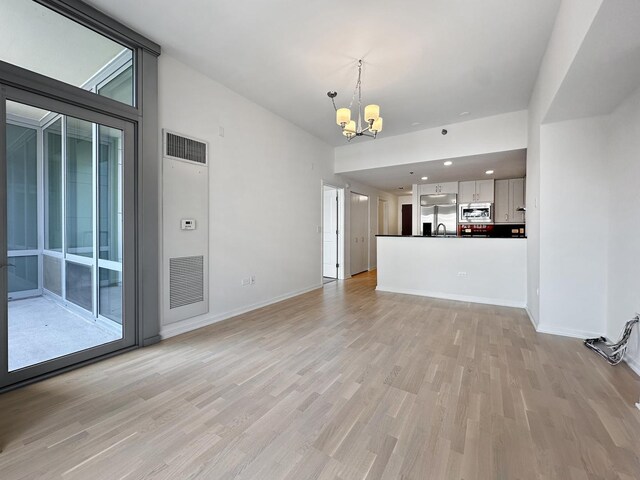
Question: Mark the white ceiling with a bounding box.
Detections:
[85,0,560,145]
[6,102,50,122]
[343,149,526,194]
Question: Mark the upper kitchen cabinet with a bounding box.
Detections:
[458,179,494,203]
[495,178,525,223]
[419,182,458,195]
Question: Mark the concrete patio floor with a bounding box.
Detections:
[8,296,121,371]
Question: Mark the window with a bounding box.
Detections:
[0,0,135,106]
[6,123,38,252]
[8,256,38,294]
[44,118,63,252]
[65,117,94,258]
[98,125,123,263]
[98,66,134,107]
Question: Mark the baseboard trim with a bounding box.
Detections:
[142,335,161,347]
[375,286,526,309]
[160,284,322,339]
[535,324,604,339]
[624,354,640,377]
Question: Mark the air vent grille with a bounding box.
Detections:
[166,132,207,164]
[169,256,204,309]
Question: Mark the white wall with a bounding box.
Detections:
[159,54,336,337]
[335,110,528,173]
[158,54,397,337]
[606,85,640,373]
[526,0,604,325]
[538,116,608,337]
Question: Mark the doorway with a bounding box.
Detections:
[350,192,369,276]
[401,204,413,236]
[322,184,344,284]
[1,88,136,388]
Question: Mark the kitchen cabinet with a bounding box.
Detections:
[459,179,494,203]
[476,179,494,202]
[510,178,525,222]
[419,181,458,195]
[495,178,525,223]
[494,180,509,223]
[350,192,369,275]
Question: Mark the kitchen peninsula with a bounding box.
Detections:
[376,236,526,307]
[376,175,527,308]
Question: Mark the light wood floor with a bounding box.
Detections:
[1,271,639,479]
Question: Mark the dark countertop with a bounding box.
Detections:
[375,235,527,239]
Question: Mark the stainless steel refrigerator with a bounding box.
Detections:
[420,193,458,236]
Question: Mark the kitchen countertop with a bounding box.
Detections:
[375,235,527,239]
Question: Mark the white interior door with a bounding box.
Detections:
[361,195,369,272]
[350,192,368,275]
[323,187,337,278]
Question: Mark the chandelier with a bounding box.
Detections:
[327,59,383,141]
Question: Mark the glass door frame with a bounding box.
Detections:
[0,85,136,388]
[5,114,43,300]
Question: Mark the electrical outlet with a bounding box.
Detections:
[241,278,250,286]
[250,275,256,285]
[219,126,225,137]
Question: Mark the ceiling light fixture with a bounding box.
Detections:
[327,59,382,142]
[485,170,494,175]
[421,176,428,180]
[444,161,453,166]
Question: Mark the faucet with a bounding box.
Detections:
[436,223,447,237]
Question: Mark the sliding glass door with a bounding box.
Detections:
[0,87,135,388]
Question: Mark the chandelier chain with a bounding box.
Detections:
[348,60,364,132]
[327,58,381,141]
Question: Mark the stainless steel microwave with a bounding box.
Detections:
[458,203,493,224]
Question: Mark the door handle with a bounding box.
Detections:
[0,263,14,269]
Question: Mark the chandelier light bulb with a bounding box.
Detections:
[371,117,383,133]
[336,108,351,126]
[342,120,357,137]
[365,104,380,124]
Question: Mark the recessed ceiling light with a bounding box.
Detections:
[485,170,494,175]
[444,161,453,166]
[459,111,470,116]
[421,176,428,180]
